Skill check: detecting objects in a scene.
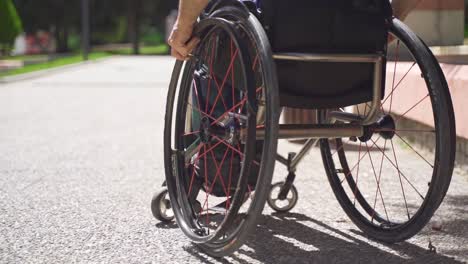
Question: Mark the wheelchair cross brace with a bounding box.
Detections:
[243,53,384,142]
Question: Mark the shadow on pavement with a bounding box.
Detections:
[155,222,178,229]
[185,211,464,263]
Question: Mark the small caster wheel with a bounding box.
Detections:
[151,187,174,222]
[267,182,298,213]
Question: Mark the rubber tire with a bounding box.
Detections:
[151,187,174,222]
[267,182,299,213]
[320,18,456,243]
[197,8,280,257]
[163,4,280,258]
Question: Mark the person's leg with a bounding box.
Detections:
[392,0,424,21]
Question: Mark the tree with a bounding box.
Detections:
[0,0,23,54]
[12,0,171,53]
[13,0,80,52]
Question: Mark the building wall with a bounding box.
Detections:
[403,0,465,46]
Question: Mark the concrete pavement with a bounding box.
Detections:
[1,56,467,263]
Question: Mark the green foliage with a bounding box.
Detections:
[0,0,23,47]
[92,16,128,44]
[0,52,111,78]
[109,44,168,55]
[67,34,81,52]
[141,28,164,46]
[12,0,173,50]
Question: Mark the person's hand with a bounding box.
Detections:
[168,21,200,60]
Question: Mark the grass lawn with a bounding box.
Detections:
[108,44,169,55]
[1,54,48,61]
[465,26,468,44]
[0,44,168,79]
[0,52,111,78]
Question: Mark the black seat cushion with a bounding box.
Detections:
[260,0,392,109]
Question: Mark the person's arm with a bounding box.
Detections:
[392,0,424,21]
[168,0,210,60]
[168,0,425,59]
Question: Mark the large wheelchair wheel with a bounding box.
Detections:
[163,2,279,257]
[320,19,456,243]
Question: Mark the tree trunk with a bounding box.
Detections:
[127,0,140,55]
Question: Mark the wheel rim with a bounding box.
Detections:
[321,20,451,232]
[165,17,276,246]
[268,182,298,212]
[159,191,174,220]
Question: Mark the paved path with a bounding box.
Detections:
[1,56,467,263]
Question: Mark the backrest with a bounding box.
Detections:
[258,0,393,109]
[260,0,393,54]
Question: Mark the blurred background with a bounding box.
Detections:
[1,1,468,262]
[0,0,176,75]
[1,0,468,164]
[0,0,467,76]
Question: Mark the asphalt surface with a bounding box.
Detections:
[1,56,467,263]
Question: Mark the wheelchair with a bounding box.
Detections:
[151,0,456,257]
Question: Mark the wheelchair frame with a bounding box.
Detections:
[151,0,456,257]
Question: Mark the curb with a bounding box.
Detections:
[0,56,115,84]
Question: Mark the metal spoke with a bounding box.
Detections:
[388,40,400,114]
[212,136,260,166]
[366,141,390,222]
[184,138,202,164]
[209,48,239,115]
[339,136,383,184]
[382,62,417,106]
[207,147,231,197]
[186,140,223,167]
[395,133,434,168]
[390,139,411,220]
[369,138,425,200]
[353,142,363,205]
[395,93,429,122]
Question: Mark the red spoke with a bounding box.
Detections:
[370,140,390,222]
[366,142,388,221]
[211,75,229,112]
[388,40,400,114]
[186,140,222,167]
[209,48,239,115]
[213,136,260,167]
[382,62,417,107]
[210,98,247,126]
[353,142,363,205]
[390,139,411,220]
[252,54,259,71]
[209,85,262,127]
[395,93,429,122]
[200,147,231,215]
[226,149,235,210]
[207,147,230,197]
[188,164,197,195]
[369,138,425,200]
[231,40,236,110]
[205,36,216,113]
[395,133,434,168]
[187,101,218,123]
[203,145,210,225]
[339,136,383,184]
